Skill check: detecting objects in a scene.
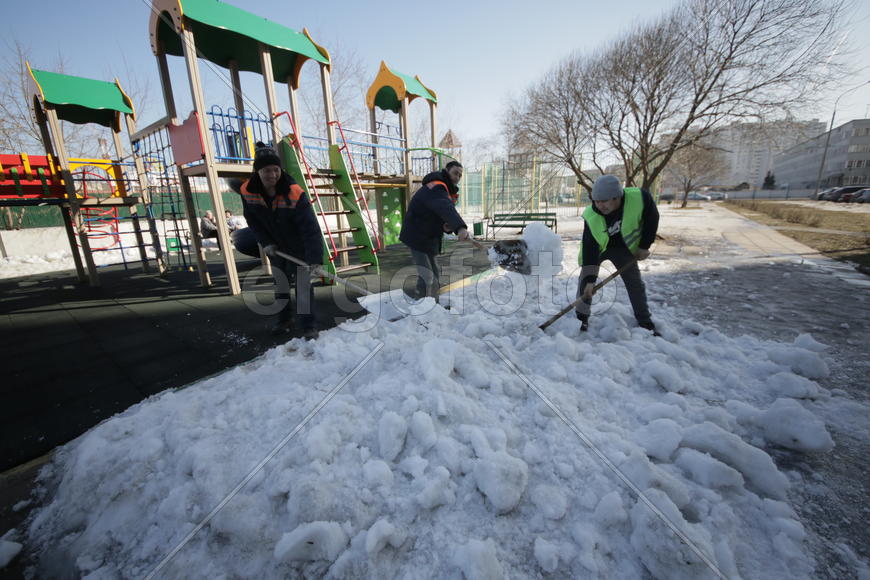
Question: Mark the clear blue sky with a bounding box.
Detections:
[3,0,870,144]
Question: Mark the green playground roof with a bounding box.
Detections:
[27,66,134,129]
[366,61,437,113]
[150,0,330,87]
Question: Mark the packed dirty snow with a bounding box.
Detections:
[24,227,856,579]
[0,537,22,569]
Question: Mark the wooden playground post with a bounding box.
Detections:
[180,26,241,294]
[33,103,86,281]
[429,101,437,172]
[258,45,282,148]
[228,60,249,155]
[286,76,302,141]
[178,174,210,287]
[400,99,412,196]
[369,108,380,175]
[320,64,336,147]
[155,47,178,120]
[318,62,350,266]
[258,46,283,275]
[124,114,167,275]
[45,106,100,287]
[111,127,150,272]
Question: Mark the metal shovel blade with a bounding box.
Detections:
[491,239,531,274]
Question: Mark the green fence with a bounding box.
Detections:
[2,191,245,230]
[458,160,555,216]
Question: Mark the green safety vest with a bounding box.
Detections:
[580,187,644,262]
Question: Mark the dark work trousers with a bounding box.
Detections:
[272,254,315,329]
[409,248,441,300]
[575,244,651,324]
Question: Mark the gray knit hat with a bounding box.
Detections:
[591,175,624,201]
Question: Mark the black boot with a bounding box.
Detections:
[577,312,589,332]
[272,303,294,336]
[272,317,294,335]
[639,321,661,337]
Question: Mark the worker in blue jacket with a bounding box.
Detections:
[239,143,324,338]
[399,161,469,300]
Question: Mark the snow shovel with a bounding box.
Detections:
[463,237,531,274]
[538,257,639,332]
[273,251,415,321]
[274,250,377,297]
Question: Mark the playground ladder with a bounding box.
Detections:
[273,113,380,280]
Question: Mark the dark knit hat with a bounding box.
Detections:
[253,142,281,171]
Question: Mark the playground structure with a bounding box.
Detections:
[0,66,164,286]
[2,0,460,294]
[137,0,455,294]
[365,60,439,180]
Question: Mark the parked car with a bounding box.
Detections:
[851,189,870,203]
[815,188,837,200]
[687,191,712,201]
[658,192,675,201]
[828,185,868,202]
[706,191,725,200]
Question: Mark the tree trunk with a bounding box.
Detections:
[680,189,690,209]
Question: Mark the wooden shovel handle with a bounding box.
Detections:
[538,257,639,331]
[275,250,373,296]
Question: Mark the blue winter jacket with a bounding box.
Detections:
[399,170,467,255]
[240,172,324,265]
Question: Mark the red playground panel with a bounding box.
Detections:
[0,153,67,199]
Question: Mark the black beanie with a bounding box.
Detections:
[253,142,281,171]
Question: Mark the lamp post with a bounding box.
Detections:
[814,80,870,197]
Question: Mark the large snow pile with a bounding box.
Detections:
[24,228,849,578]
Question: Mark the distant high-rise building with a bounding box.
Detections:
[716,119,826,188]
[774,119,870,189]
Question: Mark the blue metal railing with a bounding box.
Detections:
[300,128,407,174]
[206,105,273,163]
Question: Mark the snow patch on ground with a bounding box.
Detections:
[0,530,22,569]
[21,230,864,578]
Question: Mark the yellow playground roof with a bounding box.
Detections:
[366,61,437,113]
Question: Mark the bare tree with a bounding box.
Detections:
[507,0,849,191]
[298,38,369,136]
[503,55,606,193]
[461,135,502,169]
[601,0,849,189]
[0,40,107,158]
[664,139,728,207]
[0,41,45,152]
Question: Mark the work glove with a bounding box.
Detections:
[456,228,470,242]
[581,282,595,303]
[635,248,651,261]
[262,244,278,258]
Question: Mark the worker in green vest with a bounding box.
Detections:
[576,174,660,335]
